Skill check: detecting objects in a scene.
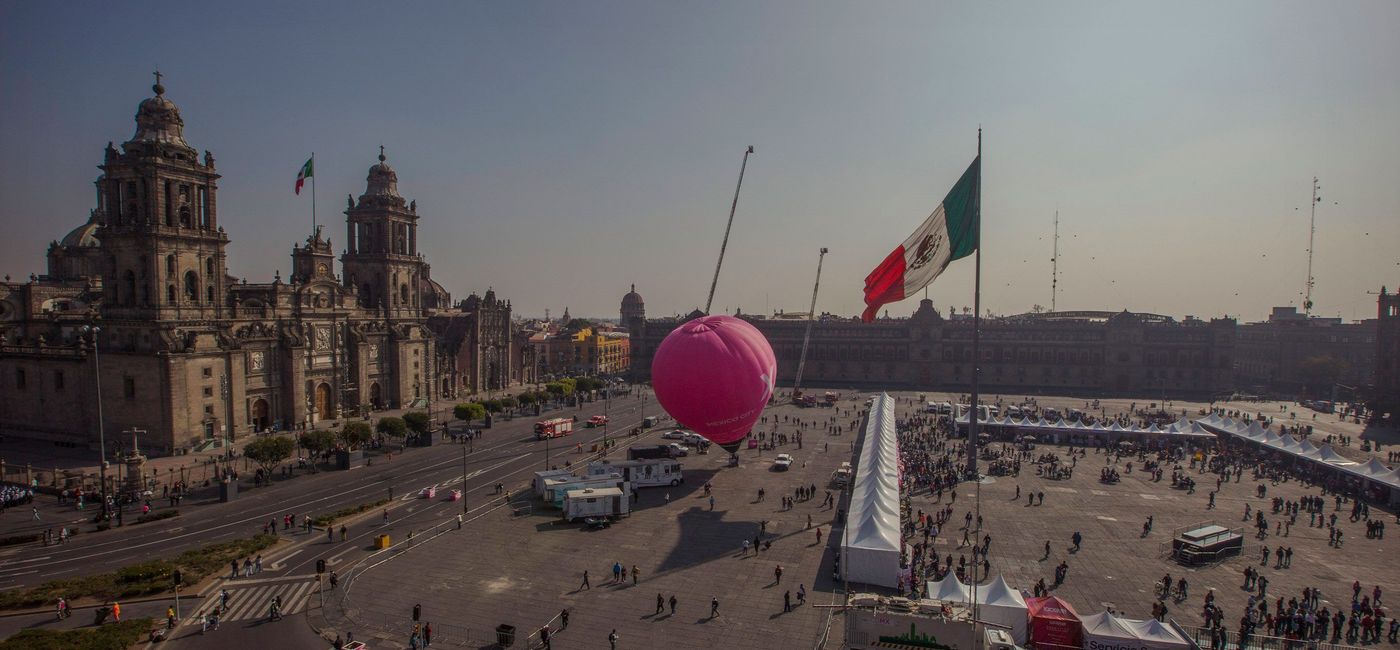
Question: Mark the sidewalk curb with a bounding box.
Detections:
[0,592,204,619]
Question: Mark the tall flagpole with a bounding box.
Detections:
[967,129,982,478]
[969,126,983,648]
[311,152,318,235]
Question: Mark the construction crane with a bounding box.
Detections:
[791,247,828,402]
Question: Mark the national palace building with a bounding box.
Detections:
[623,287,1239,398]
[0,78,513,454]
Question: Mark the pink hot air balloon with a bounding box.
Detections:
[651,315,776,450]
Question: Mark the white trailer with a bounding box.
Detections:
[533,469,577,498]
[545,473,627,508]
[586,459,683,488]
[562,487,630,522]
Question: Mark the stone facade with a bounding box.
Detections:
[426,290,515,397]
[1376,288,1400,416]
[1234,306,1377,396]
[623,288,1236,398]
[0,79,453,454]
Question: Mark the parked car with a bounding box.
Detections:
[772,453,793,471]
[662,429,688,440]
[681,432,706,446]
[666,443,689,457]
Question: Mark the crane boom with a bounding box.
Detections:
[792,247,829,397]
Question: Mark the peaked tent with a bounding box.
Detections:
[976,575,1029,644]
[1125,616,1194,650]
[1026,596,1083,650]
[842,392,902,587]
[1081,611,1140,650]
[927,573,972,604]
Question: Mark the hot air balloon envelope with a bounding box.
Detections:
[651,315,776,448]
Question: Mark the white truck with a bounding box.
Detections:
[586,459,683,488]
[562,487,630,522]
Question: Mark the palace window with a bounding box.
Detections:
[15,368,26,390]
[54,370,65,391]
[184,271,199,303]
[124,376,136,399]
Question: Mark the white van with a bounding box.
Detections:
[831,462,853,487]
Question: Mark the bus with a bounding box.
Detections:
[535,418,574,439]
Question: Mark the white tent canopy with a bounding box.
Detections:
[1197,417,1400,497]
[926,573,972,604]
[976,575,1029,644]
[842,392,902,588]
[953,412,1213,440]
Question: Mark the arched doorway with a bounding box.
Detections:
[314,383,334,421]
[251,398,270,432]
[368,382,383,410]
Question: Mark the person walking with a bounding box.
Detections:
[580,570,590,590]
[609,629,619,650]
[112,601,122,622]
[560,609,569,629]
[656,593,665,615]
[774,564,783,584]
[711,596,720,618]
[669,594,678,615]
[632,565,639,585]
[784,590,792,613]
[340,525,348,542]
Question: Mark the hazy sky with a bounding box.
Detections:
[2,2,1397,323]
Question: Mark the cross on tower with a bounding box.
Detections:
[154,70,162,86]
[379,144,386,161]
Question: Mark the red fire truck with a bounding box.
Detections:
[535,418,574,440]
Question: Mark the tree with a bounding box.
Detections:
[516,392,537,406]
[340,421,372,449]
[499,396,519,412]
[245,436,295,479]
[1298,356,1347,392]
[299,429,338,457]
[575,377,603,393]
[558,378,577,396]
[403,411,432,435]
[565,318,593,332]
[482,399,503,413]
[454,402,486,422]
[376,416,407,439]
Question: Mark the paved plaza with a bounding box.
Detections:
[321,390,1398,649]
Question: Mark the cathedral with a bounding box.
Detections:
[0,77,489,455]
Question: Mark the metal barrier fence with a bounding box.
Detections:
[1177,623,1370,650]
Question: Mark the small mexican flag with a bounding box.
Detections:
[295,156,314,195]
[862,156,979,322]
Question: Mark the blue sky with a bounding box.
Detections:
[2,1,1397,322]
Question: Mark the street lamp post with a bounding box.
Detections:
[82,325,109,519]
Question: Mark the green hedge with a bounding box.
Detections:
[0,618,151,650]
[0,534,277,611]
[134,510,178,525]
[311,498,390,528]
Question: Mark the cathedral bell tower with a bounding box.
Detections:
[96,73,229,322]
[341,148,426,320]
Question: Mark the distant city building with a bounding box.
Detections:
[537,326,629,377]
[1375,287,1400,417]
[0,79,492,453]
[623,287,1235,397]
[1233,306,1376,396]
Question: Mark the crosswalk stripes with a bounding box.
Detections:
[187,580,318,624]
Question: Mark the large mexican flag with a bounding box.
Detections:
[861,156,979,322]
[295,157,314,195]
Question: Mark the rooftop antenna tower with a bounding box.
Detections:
[1052,209,1060,312]
[1304,177,1321,315]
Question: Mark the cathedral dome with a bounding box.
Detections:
[60,215,102,248]
[622,284,644,308]
[128,76,193,152]
[361,147,402,200]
